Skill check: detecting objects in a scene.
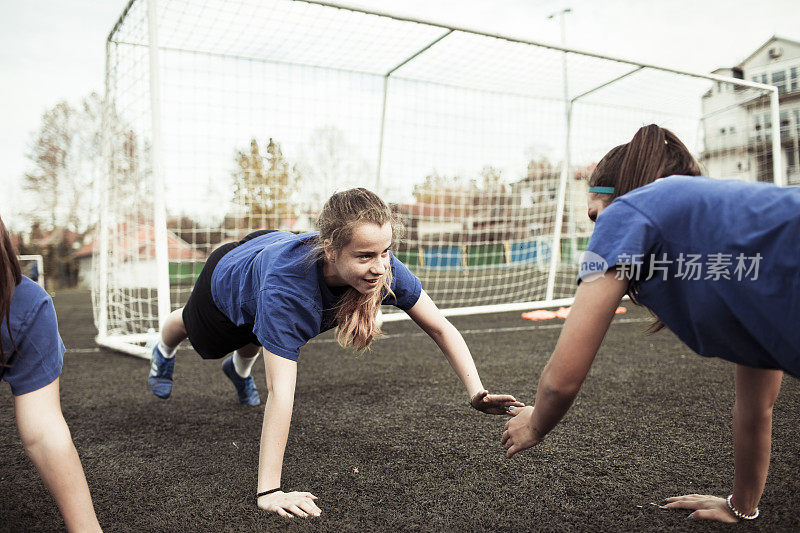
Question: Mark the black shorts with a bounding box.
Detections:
[182,230,276,359]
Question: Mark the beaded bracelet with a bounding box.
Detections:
[726,494,759,520]
[257,488,281,499]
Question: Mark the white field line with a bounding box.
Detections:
[67,317,650,352]
[316,316,650,344]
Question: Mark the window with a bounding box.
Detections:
[780,111,790,136]
[791,67,798,92]
[794,109,800,137]
[761,73,768,84]
[771,70,786,94]
[729,125,736,134]
[720,127,726,135]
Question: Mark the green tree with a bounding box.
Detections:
[232,137,300,229]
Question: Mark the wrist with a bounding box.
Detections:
[727,494,759,520]
[468,386,484,399]
[469,390,485,410]
[257,488,281,500]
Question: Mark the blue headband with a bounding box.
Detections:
[588,186,614,194]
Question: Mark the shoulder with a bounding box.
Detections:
[619,175,751,206]
[256,231,318,264]
[606,176,719,224]
[10,277,51,318]
[5,277,60,349]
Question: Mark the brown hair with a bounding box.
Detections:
[589,124,701,200]
[1,216,22,366]
[589,125,701,333]
[313,188,404,351]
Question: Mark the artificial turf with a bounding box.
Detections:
[1,289,798,531]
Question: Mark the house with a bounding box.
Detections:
[74,222,204,288]
[701,36,800,185]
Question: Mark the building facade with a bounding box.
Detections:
[701,36,800,186]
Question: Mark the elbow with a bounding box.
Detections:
[734,402,773,427]
[264,379,294,399]
[539,366,582,403]
[539,381,580,406]
[21,421,73,458]
[265,382,291,397]
[429,320,454,344]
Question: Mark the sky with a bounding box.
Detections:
[1,0,798,229]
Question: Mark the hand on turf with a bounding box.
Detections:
[258,490,321,519]
[470,390,525,415]
[657,494,738,522]
[501,406,544,458]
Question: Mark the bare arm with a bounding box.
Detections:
[503,271,628,457]
[661,365,783,522]
[256,349,320,518]
[14,378,101,532]
[405,290,522,414]
[731,365,782,514]
[406,290,483,396]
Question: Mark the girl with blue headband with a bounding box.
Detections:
[502,124,799,523]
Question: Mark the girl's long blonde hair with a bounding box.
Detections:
[313,188,403,351]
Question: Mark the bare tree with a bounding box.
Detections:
[24,93,104,233]
[298,126,371,210]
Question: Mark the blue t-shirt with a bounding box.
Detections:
[1,276,65,395]
[211,231,422,361]
[581,176,800,377]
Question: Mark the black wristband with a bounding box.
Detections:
[257,488,281,499]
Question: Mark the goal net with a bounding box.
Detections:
[96,0,781,356]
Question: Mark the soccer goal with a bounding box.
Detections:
[95,0,782,356]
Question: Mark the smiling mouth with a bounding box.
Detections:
[364,278,380,285]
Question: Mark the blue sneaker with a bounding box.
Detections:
[148,345,174,399]
[222,356,261,406]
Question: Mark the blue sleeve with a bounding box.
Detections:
[252,288,320,361]
[383,253,422,310]
[5,298,65,396]
[579,200,661,282]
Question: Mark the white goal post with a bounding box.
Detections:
[95,0,782,357]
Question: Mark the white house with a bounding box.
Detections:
[701,36,800,186]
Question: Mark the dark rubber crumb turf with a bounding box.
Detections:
[1,290,798,532]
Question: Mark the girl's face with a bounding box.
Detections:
[325,221,392,294]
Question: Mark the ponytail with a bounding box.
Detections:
[589,125,700,334]
[0,216,22,366]
[589,124,701,200]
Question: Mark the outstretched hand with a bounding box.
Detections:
[657,494,738,522]
[501,405,544,458]
[258,490,321,519]
[470,390,524,415]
